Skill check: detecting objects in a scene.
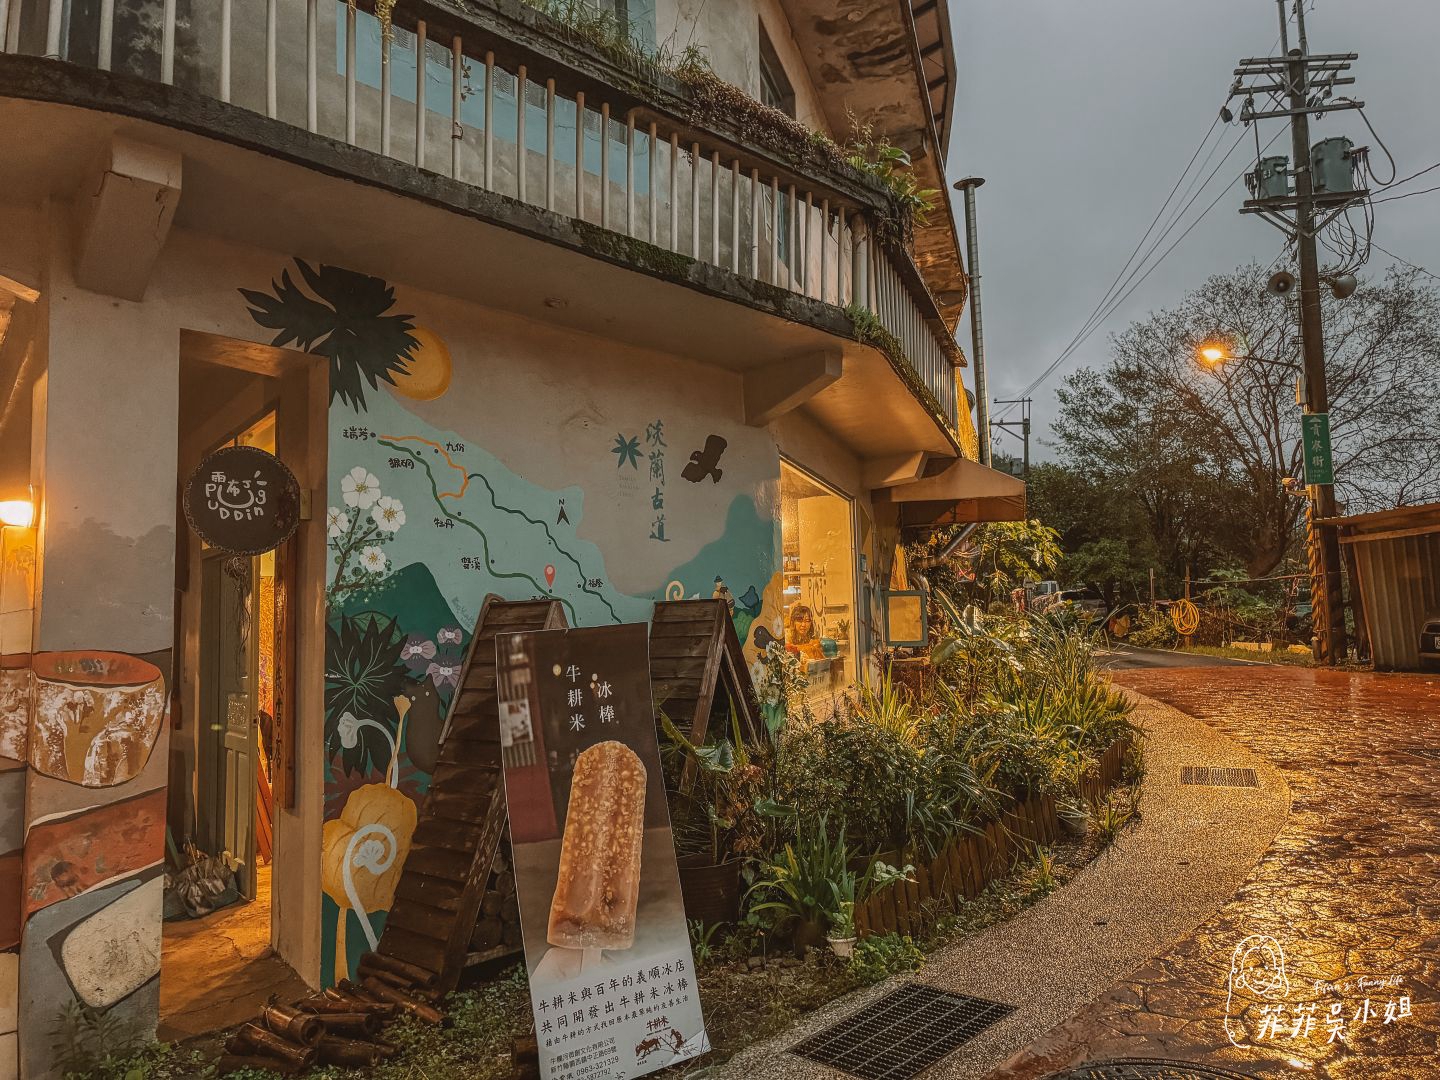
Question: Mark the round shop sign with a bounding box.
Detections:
[183,445,300,555]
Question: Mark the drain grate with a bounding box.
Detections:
[1179,766,1258,787]
[1054,1059,1257,1079]
[790,983,1014,1080]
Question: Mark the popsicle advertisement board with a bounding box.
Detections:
[495,624,709,1080]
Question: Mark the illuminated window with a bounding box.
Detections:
[780,462,856,706]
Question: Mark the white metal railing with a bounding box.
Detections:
[0,0,959,430]
[867,246,953,421]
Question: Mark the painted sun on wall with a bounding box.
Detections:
[242,259,781,985]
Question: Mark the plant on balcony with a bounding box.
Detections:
[519,0,933,252]
[525,0,689,78]
[844,120,941,246]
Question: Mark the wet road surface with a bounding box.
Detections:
[992,664,1440,1080]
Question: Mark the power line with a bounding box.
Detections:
[991,18,1297,423]
[997,127,1283,417]
[1371,183,1440,206]
[1380,159,1440,192]
[1370,240,1439,281]
[1039,116,1226,376]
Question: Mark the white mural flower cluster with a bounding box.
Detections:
[326,466,406,604]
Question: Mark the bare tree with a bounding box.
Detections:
[1053,264,1440,579]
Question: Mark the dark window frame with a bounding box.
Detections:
[757,21,796,118]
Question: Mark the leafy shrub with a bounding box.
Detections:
[1090,791,1138,845]
[1128,605,1178,648]
[971,702,1080,797]
[775,716,922,854]
[746,816,850,933]
[848,934,925,985]
[1028,848,1058,896]
[661,706,775,864]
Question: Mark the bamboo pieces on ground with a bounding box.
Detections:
[218,969,439,1074]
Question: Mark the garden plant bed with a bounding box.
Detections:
[67,609,1143,1080]
[92,813,1128,1080]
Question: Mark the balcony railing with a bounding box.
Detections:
[1,0,964,436]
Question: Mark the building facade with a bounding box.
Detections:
[0,0,1020,1073]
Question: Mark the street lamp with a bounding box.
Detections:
[1196,342,1300,373]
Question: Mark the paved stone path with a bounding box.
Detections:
[993,666,1440,1080]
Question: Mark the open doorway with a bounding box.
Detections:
[193,413,277,903]
[160,360,308,1039]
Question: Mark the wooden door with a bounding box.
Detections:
[199,552,260,899]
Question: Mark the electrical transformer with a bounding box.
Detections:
[1310,137,1356,194]
[1255,155,1291,200]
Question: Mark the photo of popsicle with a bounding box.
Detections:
[547,740,646,951]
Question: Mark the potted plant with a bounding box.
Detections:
[825,855,912,959]
[662,707,773,926]
[827,900,857,958]
[1057,796,1090,837]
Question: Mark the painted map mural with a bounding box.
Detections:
[244,259,781,984]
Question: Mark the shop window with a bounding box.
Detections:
[780,462,857,704]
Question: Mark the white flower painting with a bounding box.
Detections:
[341,467,380,509]
[328,466,406,605]
[371,495,406,533]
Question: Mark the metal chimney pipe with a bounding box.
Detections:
[953,177,990,466]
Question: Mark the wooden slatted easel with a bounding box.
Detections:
[364,595,566,995]
[648,599,763,753]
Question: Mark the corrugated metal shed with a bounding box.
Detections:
[1327,502,1440,671]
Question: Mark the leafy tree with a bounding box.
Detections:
[955,521,1062,609]
[1062,539,1151,611]
[1050,264,1440,581]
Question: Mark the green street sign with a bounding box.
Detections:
[1301,412,1334,485]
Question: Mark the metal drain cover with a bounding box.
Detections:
[1054,1060,1257,1079]
[1179,766,1258,787]
[790,983,1014,1079]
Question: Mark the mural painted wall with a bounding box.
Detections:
[241,259,785,986]
[10,273,181,1078]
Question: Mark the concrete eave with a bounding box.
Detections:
[0,57,961,461]
[779,0,970,331]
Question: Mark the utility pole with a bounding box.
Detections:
[954,177,991,467]
[991,398,1031,480]
[1286,1,1347,664]
[1227,0,1363,664]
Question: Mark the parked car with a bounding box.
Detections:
[1024,580,1061,612]
[1421,613,1440,671]
[1047,587,1107,624]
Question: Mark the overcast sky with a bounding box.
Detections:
[944,0,1440,462]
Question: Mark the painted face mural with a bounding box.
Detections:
[243,259,781,985]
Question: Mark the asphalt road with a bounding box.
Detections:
[1099,645,1255,670]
